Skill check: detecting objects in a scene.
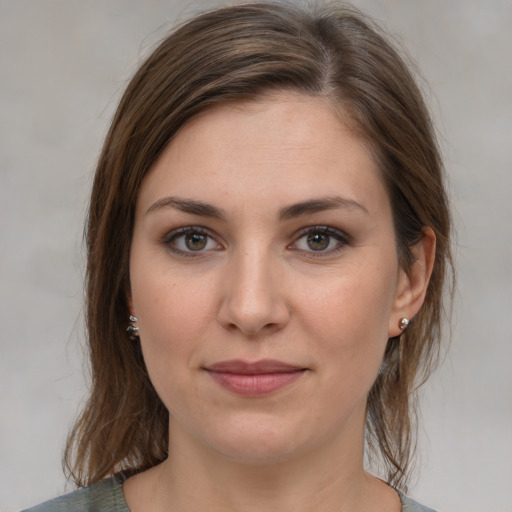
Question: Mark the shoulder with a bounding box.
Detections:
[21,476,129,512]
[400,492,438,512]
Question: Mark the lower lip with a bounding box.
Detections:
[207,371,305,396]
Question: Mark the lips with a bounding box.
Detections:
[205,359,306,396]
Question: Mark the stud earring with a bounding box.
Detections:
[126,315,139,338]
[399,317,409,330]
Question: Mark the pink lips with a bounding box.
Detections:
[205,359,306,396]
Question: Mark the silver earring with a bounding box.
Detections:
[399,317,409,330]
[127,315,139,337]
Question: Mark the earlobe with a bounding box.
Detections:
[388,227,436,338]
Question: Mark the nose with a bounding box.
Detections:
[217,246,290,337]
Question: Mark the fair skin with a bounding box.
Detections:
[125,92,435,512]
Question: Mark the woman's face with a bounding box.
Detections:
[129,93,413,464]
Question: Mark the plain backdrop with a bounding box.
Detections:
[1,1,511,511]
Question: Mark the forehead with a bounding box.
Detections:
[137,92,390,218]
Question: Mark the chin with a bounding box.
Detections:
[197,413,317,465]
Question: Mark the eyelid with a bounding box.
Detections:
[160,226,223,256]
[159,224,350,258]
[288,225,350,256]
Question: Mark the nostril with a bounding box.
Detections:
[216,258,290,336]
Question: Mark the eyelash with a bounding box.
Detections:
[160,225,350,258]
[289,226,350,258]
[161,226,222,257]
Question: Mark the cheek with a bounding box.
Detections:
[130,275,214,419]
[129,255,218,391]
[131,236,216,327]
[296,258,398,377]
[134,274,213,349]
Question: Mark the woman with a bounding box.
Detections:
[24,2,453,511]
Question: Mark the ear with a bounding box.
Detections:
[126,290,134,316]
[388,227,436,338]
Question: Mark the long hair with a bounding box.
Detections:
[65,1,454,491]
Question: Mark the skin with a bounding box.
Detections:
[125,92,435,512]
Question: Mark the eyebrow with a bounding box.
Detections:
[146,196,226,219]
[145,195,369,220]
[278,196,369,220]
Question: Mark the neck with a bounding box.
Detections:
[164,438,364,512]
[124,413,399,512]
[125,422,400,512]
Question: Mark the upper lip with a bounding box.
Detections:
[205,359,305,374]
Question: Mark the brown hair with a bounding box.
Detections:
[65,1,454,491]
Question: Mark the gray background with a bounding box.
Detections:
[1,1,511,511]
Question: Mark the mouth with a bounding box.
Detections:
[204,359,307,396]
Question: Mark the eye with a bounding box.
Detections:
[291,226,349,255]
[163,227,222,255]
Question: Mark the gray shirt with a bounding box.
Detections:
[22,475,437,512]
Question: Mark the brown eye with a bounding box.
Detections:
[307,233,330,251]
[290,226,349,256]
[185,233,208,251]
[165,227,221,256]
